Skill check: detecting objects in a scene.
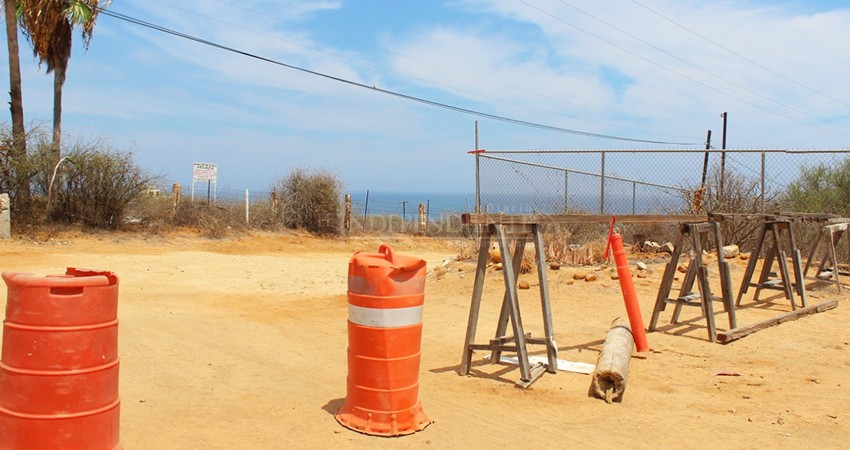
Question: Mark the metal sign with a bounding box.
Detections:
[192,162,217,183]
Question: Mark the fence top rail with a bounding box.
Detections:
[478,154,687,192]
[461,213,708,225]
[475,148,850,154]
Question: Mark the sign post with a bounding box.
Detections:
[192,162,218,204]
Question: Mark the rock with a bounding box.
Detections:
[610,272,619,280]
[636,261,648,270]
[488,242,502,264]
[574,271,588,280]
[722,244,740,259]
[739,252,750,261]
[549,262,561,270]
[565,279,575,285]
[457,266,465,272]
[677,264,688,273]
[433,266,447,278]
[636,271,648,279]
[494,263,503,271]
[642,241,662,253]
[661,242,675,254]
[585,273,597,282]
[518,280,530,290]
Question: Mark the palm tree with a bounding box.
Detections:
[3,0,28,210]
[17,0,106,180]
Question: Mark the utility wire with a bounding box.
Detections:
[141,0,693,142]
[517,0,850,138]
[629,0,850,109]
[554,0,850,133]
[100,9,700,145]
[195,0,673,133]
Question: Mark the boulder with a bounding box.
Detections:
[642,241,662,253]
[722,244,740,259]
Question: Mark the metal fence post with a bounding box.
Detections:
[563,170,569,212]
[761,151,766,213]
[474,121,480,214]
[600,151,606,214]
[632,181,637,214]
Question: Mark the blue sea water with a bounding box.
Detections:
[348,191,476,218]
[346,189,682,218]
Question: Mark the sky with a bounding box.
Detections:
[2,0,850,196]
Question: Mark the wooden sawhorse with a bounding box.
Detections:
[804,221,849,292]
[459,223,558,388]
[736,216,807,309]
[648,222,736,343]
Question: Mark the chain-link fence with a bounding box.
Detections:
[474,149,850,215]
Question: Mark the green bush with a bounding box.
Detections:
[784,157,850,215]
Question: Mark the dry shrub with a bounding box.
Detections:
[272,168,342,235]
[48,145,161,229]
[454,239,477,261]
[172,203,230,238]
[542,222,609,265]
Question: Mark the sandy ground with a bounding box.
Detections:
[1,230,849,449]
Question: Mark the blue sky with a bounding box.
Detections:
[2,0,850,195]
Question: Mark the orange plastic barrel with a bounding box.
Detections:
[0,268,121,450]
[335,244,430,436]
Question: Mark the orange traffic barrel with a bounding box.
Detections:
[0,268,121,450]
[336,244,431,436]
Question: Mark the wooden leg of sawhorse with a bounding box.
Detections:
[490,228,531,381]
[786,222,808,307]
[531,224,558,374]
[737,222,768,306]
[713,222,737,329]
[459,225,494,375]
[649,224,687,332]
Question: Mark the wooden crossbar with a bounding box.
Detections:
[717,300,838,343]
[461,213,707,225]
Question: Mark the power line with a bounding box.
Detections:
[141,0,698,141]
[517,0,850,138]
[196,0,625,120]
[99,9,700,146]
[552,0,850,133]
[629,0,850,109]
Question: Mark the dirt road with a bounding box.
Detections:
[1,231,848,449]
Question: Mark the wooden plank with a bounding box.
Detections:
[716,300,838,344]
[461,213,708,225]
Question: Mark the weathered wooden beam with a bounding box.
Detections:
[589,317,634,403]
[716,300,838,344]
[709,212,842,223]
[461,213,708,225]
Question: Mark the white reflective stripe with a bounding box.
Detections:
[348,305,423,328]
